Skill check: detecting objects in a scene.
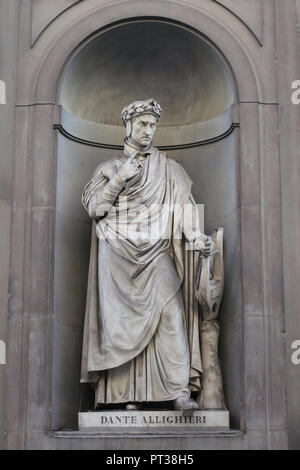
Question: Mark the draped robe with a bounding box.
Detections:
[81,147,203,405]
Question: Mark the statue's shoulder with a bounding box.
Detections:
[166,156,192,186]
[92,154,123,179]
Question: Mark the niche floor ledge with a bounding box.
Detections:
[49,429,242,439]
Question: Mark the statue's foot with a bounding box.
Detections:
[126,402,140,411]
[174,396,199,413]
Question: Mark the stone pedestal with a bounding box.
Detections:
[78,410,230,431]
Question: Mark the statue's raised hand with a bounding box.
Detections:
[118,155,142,182]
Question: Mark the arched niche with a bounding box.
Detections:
[59,21,234,126]
[52,18,240,430]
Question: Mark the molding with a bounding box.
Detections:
[49,429,243,439]
[31,4,262,104]
[54,123,239,150]
[30,0,263,48]
[213,0,263,46]
[31,0,83,47]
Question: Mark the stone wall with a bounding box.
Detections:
[276,0,300,450]
[1,0,299,449]
[0,0,19,450]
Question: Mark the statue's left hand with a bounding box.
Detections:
[193,235,212,256]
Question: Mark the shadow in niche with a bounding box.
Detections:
[53,18,240,432]
[81,390,200,412]
[95,402,175,412]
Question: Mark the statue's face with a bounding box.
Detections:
[130,114,157,146]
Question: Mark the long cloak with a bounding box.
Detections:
[80,149,202,398]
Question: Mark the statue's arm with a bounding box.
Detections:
[168,158,211,255]
[84,155,141,218]
[182,194,203,242]
[85,173,127,218]
[182,194,211,256]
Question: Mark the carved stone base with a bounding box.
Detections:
[78,410,230,430]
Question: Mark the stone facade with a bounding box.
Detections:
[0,0,299,450]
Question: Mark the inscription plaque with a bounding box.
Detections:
[78,410,230,430]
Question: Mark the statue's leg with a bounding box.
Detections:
[94,360,136,407]
[153,292,198,411]
[150,292,190,398]
[94,292,197,408]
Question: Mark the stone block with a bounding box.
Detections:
[269,430,288,450]
[8,208,27,316]
[5,314,23,435]
[262,206,284,317]
[32,105,55,208]
[12,107,30,209]
[26,315,51,431]
[265,315,287,431]
[262,105,281,208]
[239,103,261,207]
[79,410,230,430]
[29,207,53,316]
[244,429,267,450]
[240,206,263,316]
[243,316,266,429]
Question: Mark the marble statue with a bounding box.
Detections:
[80,98,226,412]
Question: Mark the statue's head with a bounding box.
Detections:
[121,99,162,147]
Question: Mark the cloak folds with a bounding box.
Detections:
[80,149,202,399]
